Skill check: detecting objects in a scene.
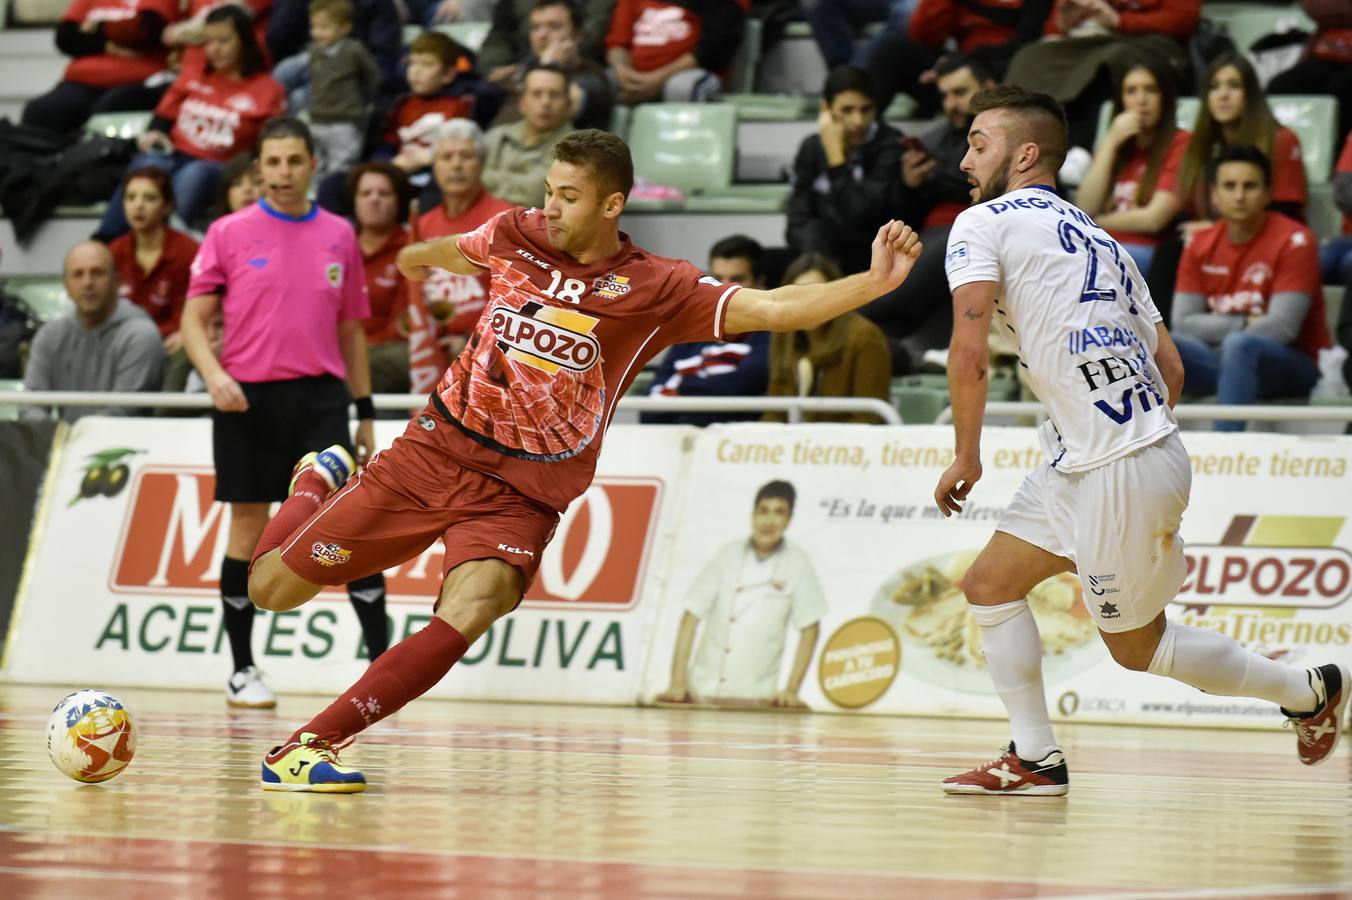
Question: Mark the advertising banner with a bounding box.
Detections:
[638,424,1352,728]
[2,417,692,703]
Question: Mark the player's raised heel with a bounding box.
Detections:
[1283,663,1350,766]
[288,445,356,497]
[261,732,366,793]
[942,743,1069,796]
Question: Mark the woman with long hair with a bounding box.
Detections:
[1076,55,1189,276]
[106,166,202,390]
[1176,53,1307,227]
[96,4,284,239]
[765,253,892,424]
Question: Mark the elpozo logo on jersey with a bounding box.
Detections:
[489,303,601,374]
[592,273,631,299]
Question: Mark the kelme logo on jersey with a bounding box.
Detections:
[489,302,601,375]
[592,273,631,299]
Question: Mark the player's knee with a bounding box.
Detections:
[959,562,1005,606]
[1103,635,1157,672]
[248,554,314,612]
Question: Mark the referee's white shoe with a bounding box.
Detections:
[227,665,277,709]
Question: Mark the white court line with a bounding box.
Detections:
[1053,884,1352,900]
[0,865,191,884]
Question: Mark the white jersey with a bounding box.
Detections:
[944,185,1177,472]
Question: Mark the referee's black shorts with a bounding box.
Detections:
[212,375,352,503]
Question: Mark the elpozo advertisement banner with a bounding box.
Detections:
[639,424,1352,729]
[1,417,692,703]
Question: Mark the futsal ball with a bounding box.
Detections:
[47,690,137,783]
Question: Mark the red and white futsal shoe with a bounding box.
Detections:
[1283,663,1350,766]
[942,743,1070,796]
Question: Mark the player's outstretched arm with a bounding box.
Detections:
[396,234,484,281]
[934,280,996,517]
[723,221,921,334]
[1153,322,1184,409]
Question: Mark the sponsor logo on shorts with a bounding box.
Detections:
[488,304,601,375]
[498,543,536,558]
[592,273,631,299]
[311,542,352,567]
[1087,573,1119,597]
[1098,601,1121,619]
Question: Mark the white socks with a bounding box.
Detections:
[1147,620,1319,713]
[971,599,1058,760]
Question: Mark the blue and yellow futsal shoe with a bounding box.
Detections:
[288,445,356,497]
[261,733,366,793]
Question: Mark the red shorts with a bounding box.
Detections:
[278,410,559,594]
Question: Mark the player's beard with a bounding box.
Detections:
[975,153,1013,204]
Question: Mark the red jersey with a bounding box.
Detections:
[157,70,285,163]
[1336,133,1352,235]
[108,227,200,337]
[1269,127,1308,210]
[180,0,272,78]
[909,0,1025,52]
[382,93,475,158]
[1177,212,1330,360]
[606,0,701,72]
[434,207,741,510]
[419,190,516,335]
[363,229,410,345]
[1046,0,1198,38]
[62,0,178,88]
[1106,129,1189,247]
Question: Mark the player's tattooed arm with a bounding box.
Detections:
[935,280,996,515]
[396,234,484,280]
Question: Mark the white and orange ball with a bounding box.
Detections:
[47,690,137,783]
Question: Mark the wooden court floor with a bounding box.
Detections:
[1,683,1350,900]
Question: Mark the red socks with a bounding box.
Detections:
[290,617,469,744]
[250,470,328,568]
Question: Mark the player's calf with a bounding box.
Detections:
[249,553,323,612]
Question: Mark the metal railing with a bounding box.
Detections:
[935,401,1352,425]
[0,391,903,425]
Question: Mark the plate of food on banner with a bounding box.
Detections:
[869,551,1105,694]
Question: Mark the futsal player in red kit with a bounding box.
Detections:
[251,129,923,792]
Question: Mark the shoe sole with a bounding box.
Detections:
[260,781,367,793]
[942,783,1069,796]
[227,697,278,709]
[1303,663,1350,767]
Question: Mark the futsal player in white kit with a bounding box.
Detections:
[932,86,1349,795]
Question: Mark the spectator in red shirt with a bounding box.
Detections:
[348,161,414,394]
[1004,0,1199,151]
[1076,55,1187,276]
[605,0,746,104]
[860,0,1049,118]
[1268,0,1352,147]
[107,165,202,391]
[22,0,179,135]
[95,5,285,239]
[417,119,514,354]
[1322,132,1352,285]
[1172,146,1329,431]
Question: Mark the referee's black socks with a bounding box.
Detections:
[347,573,389,661]
[220,556,255,673]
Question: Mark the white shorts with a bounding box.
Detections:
[997,431,1191,633]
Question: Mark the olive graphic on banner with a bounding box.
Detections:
[69,448,143,506]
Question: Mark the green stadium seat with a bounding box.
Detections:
[85,111,153,141]
[433,21,491,51]
[727,17,762,96]
[1203,3,1314,52]
[1308,181,1340,241]
[609,104,630,141]
[402,23,422,46]
[629,103,736,194]
[0,379,23,421]
[723,93,814,122]
[4,277,69,321]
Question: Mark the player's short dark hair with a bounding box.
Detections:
[258,116,315,157]
[122,165,175,210]
[309,0,354,24]
[934,53,994,85]
[532,0,580,28]
[822,65,874,105]
[523,61,571,90]
[1212,144,1271,186]
[708,234,764,279]
[969,85,1068,170]
[552,129,633,199]
[754,480,796,513]
[410,31,470,72]
[346,160,413,222]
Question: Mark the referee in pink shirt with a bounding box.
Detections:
[181,118,389,708]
